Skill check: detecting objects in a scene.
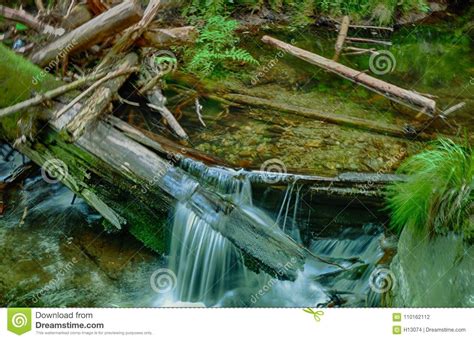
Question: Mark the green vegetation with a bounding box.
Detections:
[0,43,60,108]
[186,16,258,78]
[386,139,473,241]
[182,0,430,25]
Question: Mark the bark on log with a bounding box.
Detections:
[333,15,350,61]
[261,35,436,116]
[222,93,432,140]
[30,1,143,67]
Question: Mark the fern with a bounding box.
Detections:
[186,16,258,77]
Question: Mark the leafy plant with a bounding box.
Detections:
[186,16,258,77]
[181,0,430,26]
[386,139,473,241]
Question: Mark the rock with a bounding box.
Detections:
[389,228,474,307]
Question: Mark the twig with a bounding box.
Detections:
[440,102,465,117]
[195,97,206,127]
[346,37,392,46]
[348,24,393,31]
[35,0,45,12]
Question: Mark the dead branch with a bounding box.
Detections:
[0,5,65,37]
[333,15,350,61]
[0,70,133,119]
[63,53,139,142]
[222,93,433,140]
[261,35,436,116]
[30,1,142,67]
[97,0,163,71]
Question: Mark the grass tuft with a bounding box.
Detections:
[386,139,473,241]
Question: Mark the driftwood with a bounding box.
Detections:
[54,66,139,119]
[348,24,393,31]
[222,93,432,140]
[62,53,139,141]
[0,5,65,37]
[140,26,198,48]
[146,90,189,140]
[261,35,436,116]
[333,16,350,61]
[30,1,143,67]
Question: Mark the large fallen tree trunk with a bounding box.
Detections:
[261,35,436,116]
[61,53,139,141]
[30,0,143,67]
[0,46,313,279]
[223,93,433,140]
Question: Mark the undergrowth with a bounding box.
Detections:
[185,16,258,78]
[386,139,473,241]
[182,0,430,25]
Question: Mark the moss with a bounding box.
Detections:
[0,43,60,108]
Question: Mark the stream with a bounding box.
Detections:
[0,18,472,308]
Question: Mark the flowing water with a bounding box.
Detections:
[0,146,389,307]
[2,18,469,307]
[152,158,388,307]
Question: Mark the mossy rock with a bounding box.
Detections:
[389,227,474,307]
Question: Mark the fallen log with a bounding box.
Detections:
[261,35,436,116]
[62,53,139,142]
[97,0,162,71]
[0,5,65,37]
[333,15,350,61]
[30,0,143,67]
[222,93,432,140]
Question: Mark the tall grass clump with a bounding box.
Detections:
[386,139,473,241]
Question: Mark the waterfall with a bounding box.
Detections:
[168,202,248,305]
[165,163,255,306]
[159,159,386,307]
